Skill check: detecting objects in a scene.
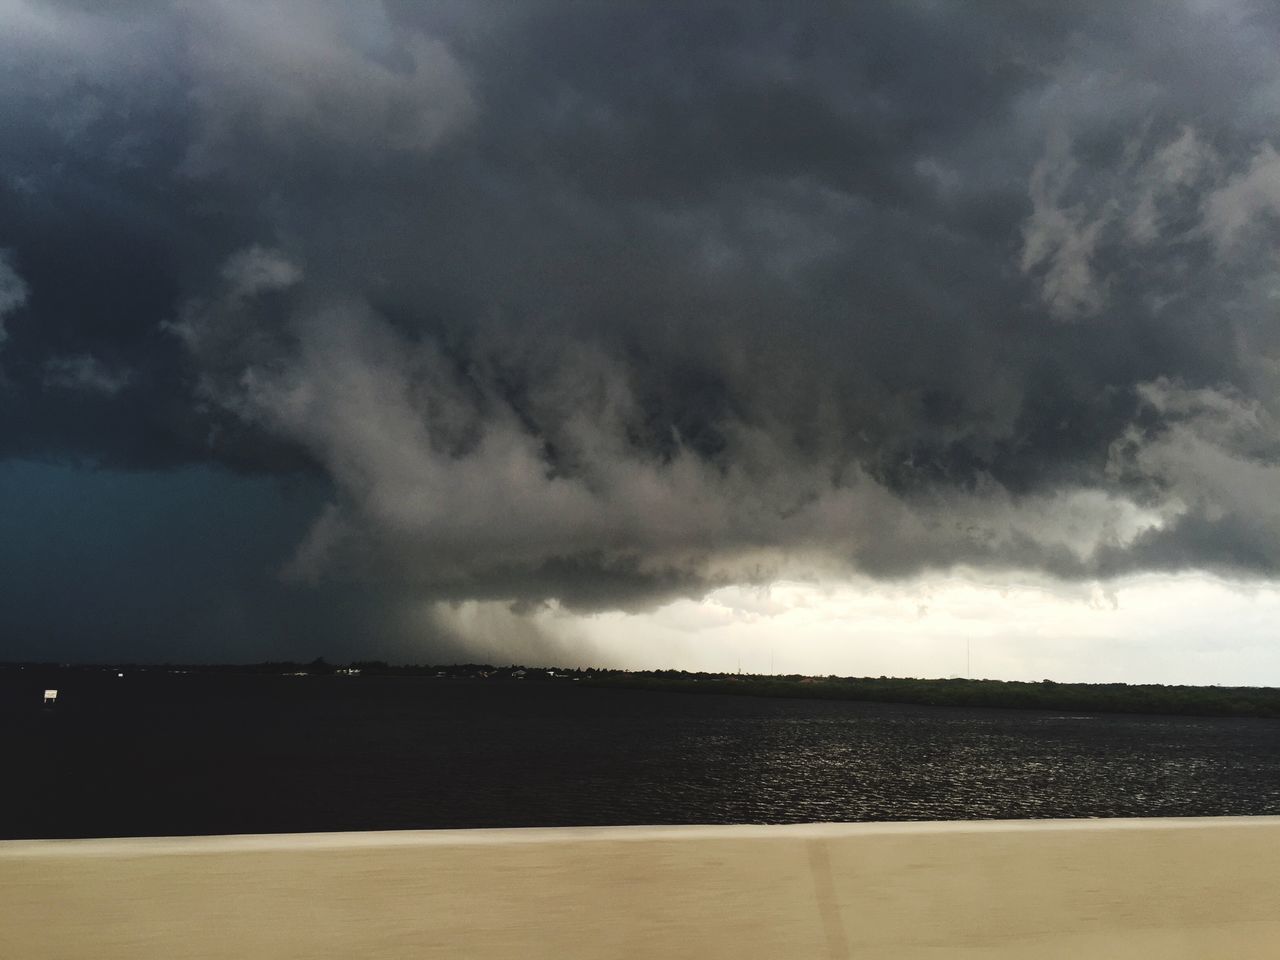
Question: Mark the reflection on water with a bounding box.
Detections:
[4,673,1280,838]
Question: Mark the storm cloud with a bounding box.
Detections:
[5,0,1280,658]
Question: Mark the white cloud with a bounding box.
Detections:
[1020,134,1110,319]
[221,245,303,299]
[1111,379,1280,539]
[1126,125,1216,243]
[1202,142,1280,251]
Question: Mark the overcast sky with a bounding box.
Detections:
[4,1,1280,681]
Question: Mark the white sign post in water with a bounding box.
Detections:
[43,689,58,705]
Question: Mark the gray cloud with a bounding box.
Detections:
[0,250,29,348]
[41,353,132,395]
[181,0,475,176]
[5,0,1280,656]
[1203,143,1280,250]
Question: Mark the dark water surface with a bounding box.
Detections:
[5,672,1280,839]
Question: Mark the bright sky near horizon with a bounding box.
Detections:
[433,574,1280,685]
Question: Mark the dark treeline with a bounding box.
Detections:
[4,660,1279,719]
[584,673,1280,719]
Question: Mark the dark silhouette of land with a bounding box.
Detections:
[6,660,1280,719]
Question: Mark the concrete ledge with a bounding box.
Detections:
[4,818,1280,958]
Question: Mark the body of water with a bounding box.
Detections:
[5,672,1280,839]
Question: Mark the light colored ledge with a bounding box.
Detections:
[4,817,1280,959]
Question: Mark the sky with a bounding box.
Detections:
[3,1,1280,681]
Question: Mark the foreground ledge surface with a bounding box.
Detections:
[3,817,1279,959]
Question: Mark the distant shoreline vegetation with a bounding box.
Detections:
[7,660,1280,719]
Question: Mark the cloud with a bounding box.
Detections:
[42,354,132,395]
[8,1,1280,660]
[0,250,29,347]
[1126,125,1216,243]
[1099,378,1280,575]
[181,0,475,176]
[1202,142,1280,251]
[1020,133,1111,318]
[220,245,303,299]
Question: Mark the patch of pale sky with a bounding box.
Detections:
[433,572,1280,686]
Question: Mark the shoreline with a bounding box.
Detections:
[6,661,1280,720]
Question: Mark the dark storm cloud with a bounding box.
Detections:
[5,0,1280,657]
